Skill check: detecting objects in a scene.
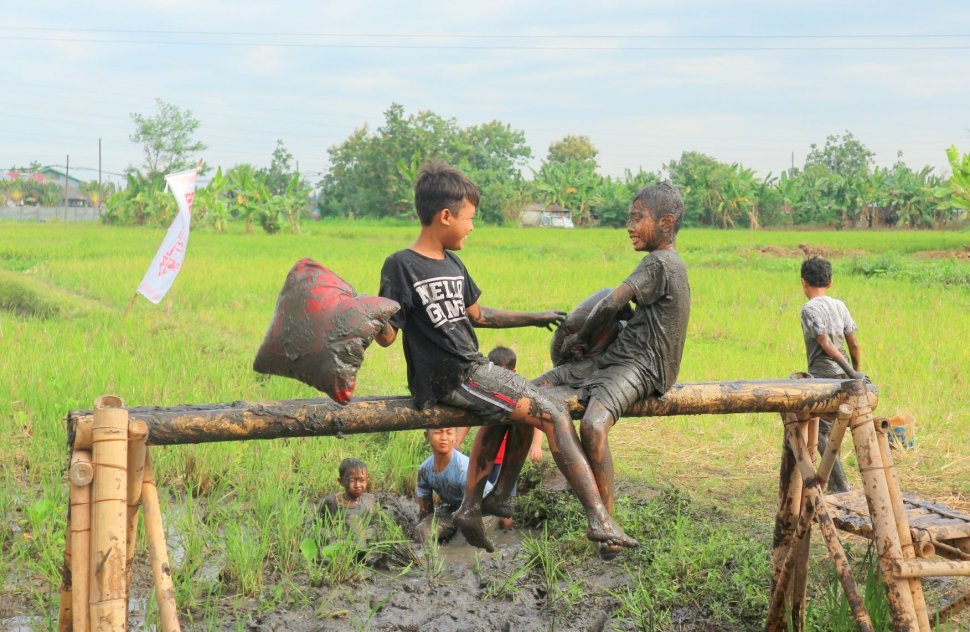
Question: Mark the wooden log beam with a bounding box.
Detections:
[68,379,874,449]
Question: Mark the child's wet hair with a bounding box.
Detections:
[487,345,516,370]
[631,181,685,235]
[338,457,368,480]
[801,256,832,288]
[414,160,480,226]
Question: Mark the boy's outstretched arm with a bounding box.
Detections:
[466,303,566,330]
[567,284,635,357]
[845,332,861,371]
[816,333,863,379]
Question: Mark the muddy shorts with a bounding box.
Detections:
[534,358,656,422]
[439,361,564,423]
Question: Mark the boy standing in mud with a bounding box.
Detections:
[799,255,861,493]
[415,427,490,542]
[376,160,638,553]
[471,182,691,558]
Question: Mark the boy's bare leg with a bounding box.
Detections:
[458,423,509,545]
[579,399,617,513]
[579,399,623,559]
[455,395,638,552]
[481,423,534,519]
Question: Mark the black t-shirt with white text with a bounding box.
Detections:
[379,249,485,408]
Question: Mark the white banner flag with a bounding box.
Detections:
[136,168,198,304]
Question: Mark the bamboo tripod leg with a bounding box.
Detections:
[90,396,128,632]
[69,450,94,632]
[125,421,149,594]
[846,384,919,631]
[789,415,818,631]
[59,506,73,631]
[786,422,874,632]
[875,420,931,631]
[767,413,805,632]
[142,450,181,632]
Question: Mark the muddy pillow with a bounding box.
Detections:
[253,258,399,404]
[550,288,635,366]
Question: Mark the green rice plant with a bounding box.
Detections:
[223,519,270,596]
[522,525,585,611]
[267,488,309,574]
[299,512,367,586]
[609,565,673,631]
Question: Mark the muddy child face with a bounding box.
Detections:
[627,203,673,252]
[341,469,369,500]
[426,427,456,455]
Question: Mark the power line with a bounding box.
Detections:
[0,26,967,39]
[2,34,969,51]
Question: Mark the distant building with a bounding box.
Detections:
[4,166,91,207]
[519,203,575,228]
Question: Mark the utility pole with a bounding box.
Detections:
[64,154,70,222]
[98,138,103,217]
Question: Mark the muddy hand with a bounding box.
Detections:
[453,508,495,553]
[539,310,568,331]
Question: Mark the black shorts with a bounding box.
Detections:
[438,362,566,423]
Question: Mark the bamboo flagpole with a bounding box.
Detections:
[141,450,181,631]
[89,396,129,631]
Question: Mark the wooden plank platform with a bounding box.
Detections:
[827,489,970,555]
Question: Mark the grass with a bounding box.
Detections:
[1,221,968,629]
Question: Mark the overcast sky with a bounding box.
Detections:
[2,1,968,187]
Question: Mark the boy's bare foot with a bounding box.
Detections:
[586,520,639,549]
[597,542,623,560]
[482,493,513,518]
[453,509,495,552]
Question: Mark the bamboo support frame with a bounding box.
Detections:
[90,396,129,631]
[845,382,919,631]
[58,379,970,632]
[876,418,931,631]
[125,421,149,593]
[142,450,181,631]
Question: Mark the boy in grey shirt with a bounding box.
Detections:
[800,256,862,492]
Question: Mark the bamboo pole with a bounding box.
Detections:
[69,379,875,449]
[767,412,804,632]
[845,381,919,631]
[125,421,149,593]
[784,419,873,631]
[789,414,818,631]
[875,419,931,631]
[816,405,854,490]
[89,395,128,631]
[892,559,970,578]
[59,530,72,632]
[141,450,180,631]
[69,449,94,632]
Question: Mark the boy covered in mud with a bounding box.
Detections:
[321,458,379,534]
[415,427,491,542]
[799,255,862,493]
[469,182,691,558]
[376,161,638,553]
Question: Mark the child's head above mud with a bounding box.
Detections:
[801,256,833,289]
[486,345,516,372]
[424,427,457,456]
[628,182,685,251]
[414,160,481,226]
[337,457,369,500]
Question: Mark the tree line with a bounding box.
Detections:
[52,99,970,231]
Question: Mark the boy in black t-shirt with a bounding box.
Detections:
[377,160,639,553]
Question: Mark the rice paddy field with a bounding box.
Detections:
[1,221,969,630]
